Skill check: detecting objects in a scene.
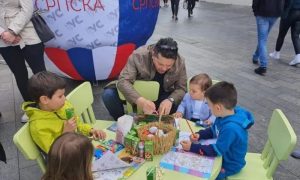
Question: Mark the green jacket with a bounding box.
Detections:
[22,101,92,153]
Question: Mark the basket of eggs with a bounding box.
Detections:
[137,122,176,155]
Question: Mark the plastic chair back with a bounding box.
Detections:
[260,109,297,178]
[117,80,160,114]
[66,82,96,124]
[13,123,46,173]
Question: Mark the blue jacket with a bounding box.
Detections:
[176,93,215,122]
[190,106,254,177]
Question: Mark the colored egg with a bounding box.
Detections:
[149,126,158,134]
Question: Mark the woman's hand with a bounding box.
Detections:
[12,35,21,44]
[1,31,17,44]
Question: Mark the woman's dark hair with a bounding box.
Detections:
[204,81,237,110]
[153,37,178,60]
[28,71,66,103]
[42,133,94,180]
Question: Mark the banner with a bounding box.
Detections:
[35,0,159,81]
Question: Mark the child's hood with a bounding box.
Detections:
[22,102,54,122]
[22,102,43,121]
[220,106,254,129]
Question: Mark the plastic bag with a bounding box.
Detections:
[115,115,134,144]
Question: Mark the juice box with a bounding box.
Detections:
[144,141,154,161]
[124,134,134,153]
[131,137,140,156]
[146,166,156,180]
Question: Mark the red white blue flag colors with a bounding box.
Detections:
[35,0,159,81]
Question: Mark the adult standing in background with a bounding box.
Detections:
[269,0,300,66]
[0,0,46,122]
[171,0,180,20]
[102,38,187,120]
[187,0,196,17]
[252,0,285,75]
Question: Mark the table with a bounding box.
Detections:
[93,119,222,180]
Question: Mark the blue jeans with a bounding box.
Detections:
[253,16,278,68]
[102,88,125,121]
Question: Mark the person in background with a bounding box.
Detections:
[42,132,94,180]
[180,82,254,180]
[23,71,106,154]
[269,0,300,66]
[171,0,180,20]
[102,37,187,120]
[187,0,196,17]
[163,0,169,7]
[0,0,46,122]
[174,73,215,127]
[252,0,285,75]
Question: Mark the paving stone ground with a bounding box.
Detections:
[0,1,299,180]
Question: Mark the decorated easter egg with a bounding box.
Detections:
[149,126,158,134]
[35,0,159,81]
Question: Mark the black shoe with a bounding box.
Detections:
[254,67,266,76]
[175,17,178,21]
[252,58,258,65]
[291,150,300,159]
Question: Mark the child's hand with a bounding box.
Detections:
[180,140,192,151]
[174,112,183,118]
[190,133,200,142]
[63,117,77,133]
[204,119,212,126]
[90,129,106,140]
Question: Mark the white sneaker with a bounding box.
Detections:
[289,54,300,66]
[21,113,28,123]
[269,51,280,59]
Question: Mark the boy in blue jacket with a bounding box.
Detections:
[180,81,254,180]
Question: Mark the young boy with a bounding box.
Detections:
[174,73,215,126]
[180,81,254,180]
[22,71,106,154]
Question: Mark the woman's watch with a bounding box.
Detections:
[168,97,175,104]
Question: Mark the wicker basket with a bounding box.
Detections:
[137,122,176,155]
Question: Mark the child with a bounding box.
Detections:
[174,73,215,126]
[42,132,94,180]
[22,71,106,154]
[180,81,254,180]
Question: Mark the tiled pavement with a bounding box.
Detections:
[1,2,300,180]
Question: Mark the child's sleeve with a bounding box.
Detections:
[76,119,92,136]
[176,93,188,114]
[190,144,218,157]
[197,126,214,140]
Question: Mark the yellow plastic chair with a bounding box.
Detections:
[13,123,46,173]
[228,109,297,180]
[117,80,160,114]
[66,82,114,129]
